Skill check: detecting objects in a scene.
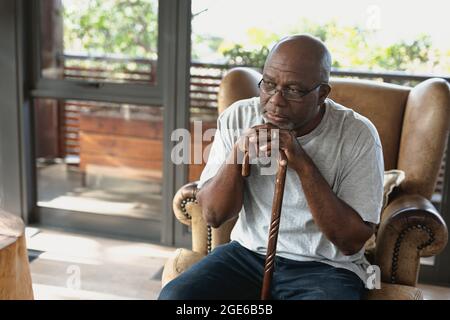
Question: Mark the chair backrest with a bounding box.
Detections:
[328,79,409,170]
[218,67,450,200]
[218,67,261,115]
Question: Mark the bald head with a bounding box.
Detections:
[266,34,332,83]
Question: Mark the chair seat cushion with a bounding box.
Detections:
[365,169,405,253]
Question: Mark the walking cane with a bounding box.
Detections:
[242,138,288,300]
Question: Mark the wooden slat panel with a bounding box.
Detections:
[190,89,219,94]
[190,97,217,102]
[64,126,79,131]
[64,74,151,83]
[188,164,205,182]
[80,115,163,139]
[190,74,222,80]
[187,121,216,181]
[190,81,221,87]
[65,66,153,76]
[80,163,162,182]
[79,132,163,162]
[80,153,162,171]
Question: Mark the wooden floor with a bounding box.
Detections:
[25,227,450,300]
[26,227,173,300]
[37,163,162,220]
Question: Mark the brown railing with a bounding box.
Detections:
[62,53,157,84]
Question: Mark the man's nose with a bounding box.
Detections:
[269,90,287,106]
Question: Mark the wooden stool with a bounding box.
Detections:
[0,209,34,299]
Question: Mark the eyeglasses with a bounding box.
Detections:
[258,79,325,101]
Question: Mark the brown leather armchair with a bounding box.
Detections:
[163,67,450,300]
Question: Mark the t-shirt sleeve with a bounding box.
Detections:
[336,126,384,224]
[197,117,233,189]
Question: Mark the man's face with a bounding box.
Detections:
[260,47,324,131]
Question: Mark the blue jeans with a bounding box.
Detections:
[158,241,365,300]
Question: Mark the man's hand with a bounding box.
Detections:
[236,123,306,171]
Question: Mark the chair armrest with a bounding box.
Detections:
[172,181,238,254]
[173,181,208,255]
[375,193,448,286]
[161,248,206,288]
[173,181,200,226]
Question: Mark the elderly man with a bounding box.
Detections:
[159,34,384,300]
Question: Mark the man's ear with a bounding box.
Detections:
[318,83,331,105]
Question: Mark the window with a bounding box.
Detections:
[34,98,163,220]
[40,0,159,85]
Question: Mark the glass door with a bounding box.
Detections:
[27,0,192,244]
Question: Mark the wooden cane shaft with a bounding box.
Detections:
[242,136,250,177]
[261,151,288,300]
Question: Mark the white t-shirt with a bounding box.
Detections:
[198,97,384,283]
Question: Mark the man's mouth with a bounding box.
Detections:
[265,112,289,123]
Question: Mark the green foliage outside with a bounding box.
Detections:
[191,34,223,61]
[63,0,158,76]
[218,19,449,74]
[64,0,158,59]
[222,44,270,67]
[62,1,449,75]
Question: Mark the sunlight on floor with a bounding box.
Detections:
[26,227,175,300]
